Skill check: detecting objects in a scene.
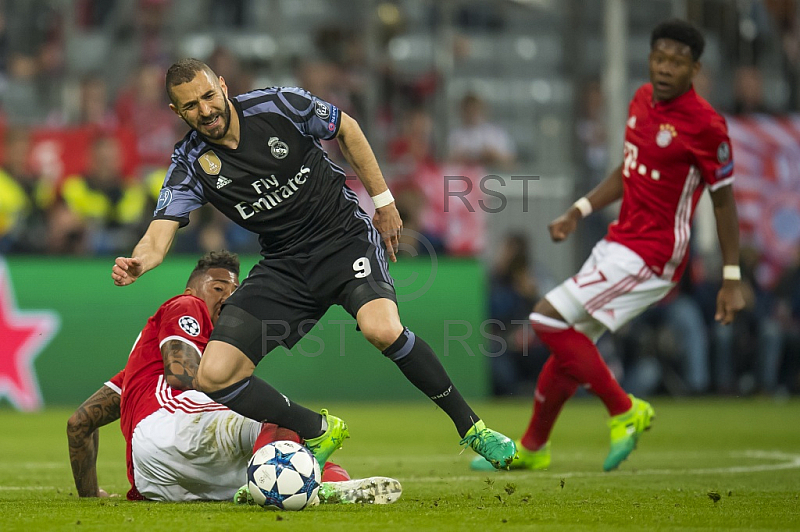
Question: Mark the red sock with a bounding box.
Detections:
[253,423,302,453]
[321,462,350,482]
[531,316,631,416]
[521,355,580,450]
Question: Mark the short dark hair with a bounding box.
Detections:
[165,58,216,104]
[650,19,705,61]
[186,250,240,287]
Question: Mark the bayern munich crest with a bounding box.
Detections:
[656,124,677,148]
[178,316,201,337]
[268,137,289,159]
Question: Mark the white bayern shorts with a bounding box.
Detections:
[131,390,261,501]
[544,240,675,342]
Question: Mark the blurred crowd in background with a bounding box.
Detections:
[0,0,799,397]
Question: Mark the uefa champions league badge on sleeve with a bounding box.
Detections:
[314,100,330,119]
[717,141,731,163]
[156,189,173,211]
[178,316,201,337]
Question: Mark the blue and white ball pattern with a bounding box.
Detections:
[247,440,321,510]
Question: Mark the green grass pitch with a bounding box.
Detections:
[1,398,799,531]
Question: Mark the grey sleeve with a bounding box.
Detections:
[276,87,341,140]
[153,154,205,227]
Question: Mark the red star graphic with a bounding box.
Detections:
[0,260,59,411]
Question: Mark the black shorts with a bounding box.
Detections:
[210,227,396,365]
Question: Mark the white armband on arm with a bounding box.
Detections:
[723,265,741,281]
[372,189,395,209]
[572,197,593,218]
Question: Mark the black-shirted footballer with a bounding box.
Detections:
[154,87,368,256]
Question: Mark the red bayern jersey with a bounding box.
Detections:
[605,84,734,282]
[104,294,226,494]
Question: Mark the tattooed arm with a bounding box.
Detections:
[162,339,201,391]
[67,386,121,497]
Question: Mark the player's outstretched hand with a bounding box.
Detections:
[112,257,144,286]
[715,280,745,325]
[373,203,402,262]
[548,209,581,242]
[97,488,120,498]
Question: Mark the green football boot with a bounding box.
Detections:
[603,394,655,471]
[233,485,254,505]
[459,420,517,470]
[317,477,403,505]
[305,409,350,469]
[470,440,550,471]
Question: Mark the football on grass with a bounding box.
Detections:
[247,440,321,510]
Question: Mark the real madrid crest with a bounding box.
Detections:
[268,137,289,159]
[199,151,222,175]
[656,124,677,148]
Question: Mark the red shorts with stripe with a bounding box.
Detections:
[544,239,675,341]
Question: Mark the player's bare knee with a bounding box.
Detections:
[193,368,215,393]
[196,342,255,392]
[66,414,84,435]
[195,363,237,393]
[357,300,404,350]
[362,323,404,351]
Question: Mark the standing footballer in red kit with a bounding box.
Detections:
[472,19,745,473]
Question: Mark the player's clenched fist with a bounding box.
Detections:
[112,257,143,286]
[548,209,581,242]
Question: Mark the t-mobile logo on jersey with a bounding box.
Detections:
[622,141,639,178]
[622,141,661,181]
[234,166,311,219]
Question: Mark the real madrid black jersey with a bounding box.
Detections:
[154,87,371,256]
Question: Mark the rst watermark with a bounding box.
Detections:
[341,174,545,304]
[259,318,539,359]
[443,175,540,213]
[344,173,541,213]
[442,319,537,357]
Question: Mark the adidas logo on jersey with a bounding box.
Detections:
[216,176,232,189]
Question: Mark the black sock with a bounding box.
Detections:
[383,328,479,437]
[206,376,324,440]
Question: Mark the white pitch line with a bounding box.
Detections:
[0,486,57,490]
[352,450,724,464]
[0,462,119,469]
[0,451,732,469]
[0,462,66,469]
[2,451,798,490]
[397,450,800,483]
